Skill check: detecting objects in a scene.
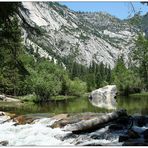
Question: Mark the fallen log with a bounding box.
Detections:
[63,109,127,134]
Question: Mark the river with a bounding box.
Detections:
[0,95,148,115]
[0,95,148,146]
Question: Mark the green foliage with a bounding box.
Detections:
[112,56,142,95]
[33,73,62,102]
[68,78,87,96]
[133,34,148,90]
[63,57,112,92]
[0,3,87,101]
[0,5,29,96]
[29,60,64,101]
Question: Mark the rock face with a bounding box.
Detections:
[18,2,139,68]
[89,85,117,109]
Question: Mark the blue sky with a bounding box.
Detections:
[60,2,148,20]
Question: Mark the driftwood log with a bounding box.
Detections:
[63,109,127,133]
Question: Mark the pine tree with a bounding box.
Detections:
[0,3,28,95]
[133,34,148,90]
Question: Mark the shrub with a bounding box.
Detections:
[69,78,87,96]
[33,74,62,102]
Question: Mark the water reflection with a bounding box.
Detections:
[117,95,148,115]
[0,95,148,115]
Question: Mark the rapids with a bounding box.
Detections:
[0,114,120,146]
[0,112,148,146]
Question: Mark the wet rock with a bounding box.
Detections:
[0,140,9,146]
[119,135,129,142]
[142,129,148,139]
[13,116,26,124]
[127,129,140,139]
[109,124,124,131]
[13,115,34,125]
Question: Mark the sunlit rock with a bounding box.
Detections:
[89,85,117,110]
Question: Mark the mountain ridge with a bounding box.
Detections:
[19,2,141,68]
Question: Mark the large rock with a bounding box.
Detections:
[89,85,117,109]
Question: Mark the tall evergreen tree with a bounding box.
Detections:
[133,34,148,90]
[0,3,28,95]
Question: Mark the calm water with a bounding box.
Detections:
[0,95,148,115]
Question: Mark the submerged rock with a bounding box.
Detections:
[89,85,117,109]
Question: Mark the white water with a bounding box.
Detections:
[1,114,147,146]
[0,114,121,146]
[0,116,73,146]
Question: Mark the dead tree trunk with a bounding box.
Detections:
[63,109,127,133]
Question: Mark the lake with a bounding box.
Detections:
[0,95,148,115]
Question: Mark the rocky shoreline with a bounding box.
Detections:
[0,110,148,146]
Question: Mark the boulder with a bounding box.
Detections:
[89,85,117,109]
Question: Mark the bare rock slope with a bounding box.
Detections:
[19,2,137,68]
